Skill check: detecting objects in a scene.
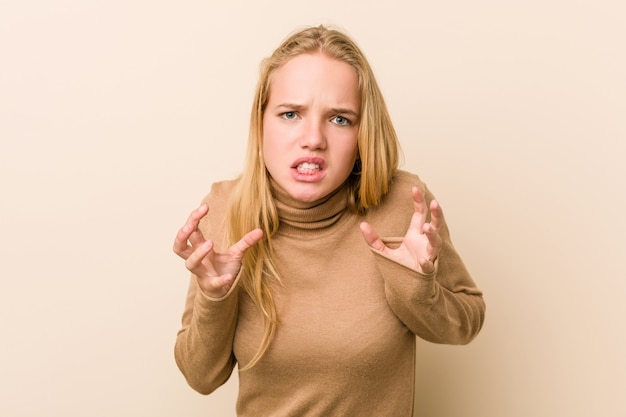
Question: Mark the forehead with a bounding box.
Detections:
[267,53,360,106]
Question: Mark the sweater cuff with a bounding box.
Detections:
[369,247,439,303]
[194,268,244,304]
[368,246,439,279]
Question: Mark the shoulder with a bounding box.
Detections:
[389,170,426,193]
[197,178,240,243]
[200,178,240,208]
[364,170,430,235]
[385,170,429,205]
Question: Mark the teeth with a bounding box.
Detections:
[297,162,320,172]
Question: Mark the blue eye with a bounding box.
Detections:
[281,112,297,120]
[332,115,351,126]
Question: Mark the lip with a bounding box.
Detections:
[290,156,326,169]
[290,156,327,182]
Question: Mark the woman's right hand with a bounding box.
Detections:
[173,204,264,298]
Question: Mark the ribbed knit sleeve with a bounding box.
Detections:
[174,180,240,394]
[174,274,240,394]
[365,171,486,344]
[372,224,485,344]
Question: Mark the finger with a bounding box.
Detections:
[188,229,206,248]
[411,186,428,230]
[422,222,442,266]
[429,199,445,231]
[173,224,194,257]
[418,257,436,274]
[359,222,387,252]
[200,273,235,298]
[390,187,429,237]
[412,186,427,213]
[173,204,210,256]
[188,203,209,224]
[423,222,442,243]
[227,228,264,258]
[185,240,214,273]
[184,204,210,237]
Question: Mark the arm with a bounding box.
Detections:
[173,200,262,394]
[361,185,485,344]
[174,276,240,394]
[371,232,485,344]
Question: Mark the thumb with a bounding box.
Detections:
[359,222,386,252]
[230,228,264,257]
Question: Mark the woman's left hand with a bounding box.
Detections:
[359,186,444,274]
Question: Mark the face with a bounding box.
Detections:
[262,53,360,203]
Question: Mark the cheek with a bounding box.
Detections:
[261,127,284,175]
[337,140,359,175]
[261,139,274,170]
[345,137,359,162]
[263,133,278,154]
[261,120,274,159]
[262,118,282,149]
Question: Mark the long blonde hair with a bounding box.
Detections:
[225,25,401,370]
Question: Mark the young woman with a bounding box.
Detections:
[173,25,485,416]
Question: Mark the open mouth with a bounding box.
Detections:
[291,157,326,182]
[296,162,320,173]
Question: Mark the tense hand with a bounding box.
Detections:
[173,204,263,298]
[360,186,444,274]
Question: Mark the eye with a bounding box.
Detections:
[332,115,351,126]
[281,111,298,120]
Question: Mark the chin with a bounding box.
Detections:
[290,191,322,203]
[285,185,327,203]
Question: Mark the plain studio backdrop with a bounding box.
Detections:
[1,1,624,416]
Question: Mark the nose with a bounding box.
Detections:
[299,118,327,150]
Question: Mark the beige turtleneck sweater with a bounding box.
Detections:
[175,170,485,416]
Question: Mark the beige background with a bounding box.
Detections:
[1,1,624,416]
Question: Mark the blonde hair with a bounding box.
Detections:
[225,25,401,370]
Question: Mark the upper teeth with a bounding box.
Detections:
[298,162,319,170]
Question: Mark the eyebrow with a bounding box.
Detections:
[330,107,360,119]
[274,103,306,112]
[275,103,360,118]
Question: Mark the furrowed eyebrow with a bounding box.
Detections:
[275,103,306,111]
[273,104,360,120]
[330,108,360,119]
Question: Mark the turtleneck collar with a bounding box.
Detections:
[270,178,349,234]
